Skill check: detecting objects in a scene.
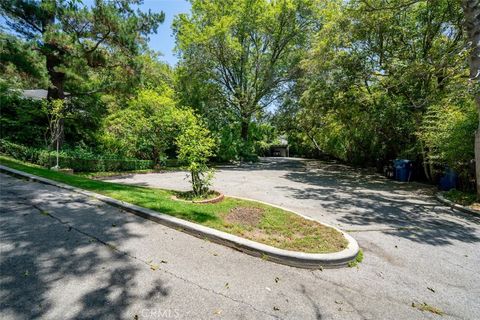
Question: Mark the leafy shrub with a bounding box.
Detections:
[444,189,477,206]
[0,82,48,147]
[176,122,216,197]
[0,139,40,163]
[417,99,477,187]
[100,88,196,164]
[36,154,153,172]
[0,139,153,172]
[215,124,242,162]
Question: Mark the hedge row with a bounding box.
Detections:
[0,139,154,172]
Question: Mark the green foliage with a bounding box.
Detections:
[0,139,153,172]
[0,0,165,150]
[0,0,165,96]
[0,32,48,88]
[43,99,66,147]
[0,80,107,150]
[444,189,478,206]
[214,124,243,162]
[101,88,196,163]
[0,83,48,147]
[176,121,216,196]
[277,0,473,176]
[174,0,315,145]
[418,98,477,181]
[37,154,153,172]
[1,0,477,195]
[348,249,364,268]
[250,122,278,157]
[0,139,41,163]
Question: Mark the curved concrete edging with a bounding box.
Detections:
[436,192,480,216]
[171,192,225,204]
[0,165,359,269]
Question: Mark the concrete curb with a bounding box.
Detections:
[436,192,480,216]
[0,165,359,269]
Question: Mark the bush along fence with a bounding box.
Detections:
[0,139,154,172]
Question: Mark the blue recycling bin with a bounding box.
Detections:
[394,159,413,182]
[439,168,457,191]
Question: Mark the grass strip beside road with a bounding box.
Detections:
[0,155,347,253]
[444,189,480,212]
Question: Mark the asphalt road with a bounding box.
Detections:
[1,158,480,319]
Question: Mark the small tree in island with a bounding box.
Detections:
[176,122,216,198]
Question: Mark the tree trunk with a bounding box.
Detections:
[240,117,249,142]
[303,129,322,154]
[40,1,66,149]
[461,0,480,198]
[420,141,432,182]
[46,54,66,149]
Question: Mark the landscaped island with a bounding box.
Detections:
[0,156,347,254]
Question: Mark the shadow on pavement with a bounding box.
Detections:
[224,157,480,246]
[280,161,480,246]
[0,177,170,319]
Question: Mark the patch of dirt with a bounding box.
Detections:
[470,203,480,212]
[225,207,264,226]
[240,229,270,241]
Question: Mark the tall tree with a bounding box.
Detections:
[280,0,477,175]
[461,0,480,197]
[0,0,164,146]
[0,32,48,88]
[288,0,468,167]
[173,0,315,144]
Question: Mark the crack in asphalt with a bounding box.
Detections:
[345,227,423,233]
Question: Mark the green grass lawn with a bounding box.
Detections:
[0,155,347,253]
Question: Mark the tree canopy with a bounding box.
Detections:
[0,0,478,195]
[173,0,315,145]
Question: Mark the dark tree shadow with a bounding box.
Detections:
[0,175,171,319]
[299,284,323,320]
[221,158,480,246]
[278,161,480,246]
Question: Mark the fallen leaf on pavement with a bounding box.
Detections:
[412,302,444,315]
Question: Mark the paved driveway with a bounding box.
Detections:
[1,157,479,319]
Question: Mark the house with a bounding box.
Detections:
[20,89,70,100]
[269,136,289,157]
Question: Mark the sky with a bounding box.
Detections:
[0,0,192,66]
[139,0,191,65]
